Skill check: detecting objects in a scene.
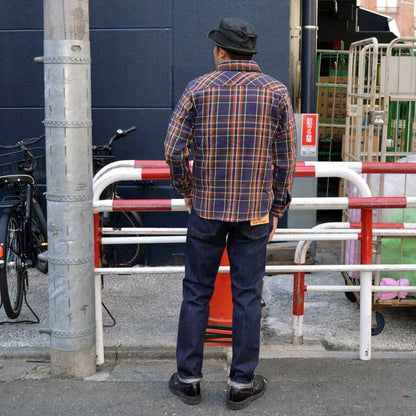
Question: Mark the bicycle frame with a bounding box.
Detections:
[1,179,37,270]
[92,127,145,268]
[0,135,48,319]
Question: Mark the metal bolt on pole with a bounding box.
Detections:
[41,0,96,378]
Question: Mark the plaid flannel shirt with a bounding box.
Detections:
[164,60,296,222]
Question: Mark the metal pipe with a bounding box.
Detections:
[292,221,347,346]
[101,234,358,245]
[94,195,416,213]
[360,209,373,360]
[301,0,318,113]
[101,225,416,235]
[306,285,416,292]
[291,219,416,345]
[96,264,416,275]
[93,160,136,184]
[96,161,416,188]
[102,227,188,235]
[292,266,305,345]
[94,160,416,175]
[94,213,104,366]
[314,166,371,196]
[93,169,143,201]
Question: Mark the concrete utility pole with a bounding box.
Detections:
[42,0,96,378]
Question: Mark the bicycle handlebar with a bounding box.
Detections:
[108,126,137,148]
[115,126,137,138]
[0,135,45,175]
[0,135,45,151]
[93,126,137,152]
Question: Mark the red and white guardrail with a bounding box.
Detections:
[92,161,416,365]
[292,221,416,348]
[94,196,416,214]
[93,159,416,184]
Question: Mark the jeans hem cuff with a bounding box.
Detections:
[178,375,202,384]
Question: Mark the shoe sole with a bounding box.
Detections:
[169,384,201,405]
[227,389,265,410]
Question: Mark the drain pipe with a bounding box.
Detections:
[301,0,318,112]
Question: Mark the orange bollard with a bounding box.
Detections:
[205,248,233,345]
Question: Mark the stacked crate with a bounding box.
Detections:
[343,38,416,310]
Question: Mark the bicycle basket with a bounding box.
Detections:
[0,146,46,183]
[92,151,116,175]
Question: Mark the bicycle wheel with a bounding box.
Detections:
[0,210,25,319]
[101,210,145,267]
[31,199,48,273]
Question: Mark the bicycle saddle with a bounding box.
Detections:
[0,174,35,186]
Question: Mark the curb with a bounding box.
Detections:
[0,345,229,362]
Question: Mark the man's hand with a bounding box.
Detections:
[184,197,193,214]
[268,216,278,242]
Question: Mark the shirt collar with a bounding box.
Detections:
[217,60,262,73]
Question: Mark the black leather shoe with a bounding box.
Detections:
[169,373,201,405]
[227,375,266,410]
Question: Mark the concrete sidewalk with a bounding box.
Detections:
[1,353,416,415]
[1,240,416,414]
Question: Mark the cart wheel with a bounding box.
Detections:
[345,291,356,302]
[372,311,385,336]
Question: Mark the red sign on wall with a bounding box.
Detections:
[301,114,318,157]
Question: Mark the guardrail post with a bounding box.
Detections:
[94,213,105,365]
[359,208,373,360]
[293,266,306,345]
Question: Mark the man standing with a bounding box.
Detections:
[165,17,296,410]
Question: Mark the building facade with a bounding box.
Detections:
[0,0,292,265]
[359,0,416,36]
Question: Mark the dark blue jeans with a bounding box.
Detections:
[177,210,271,383]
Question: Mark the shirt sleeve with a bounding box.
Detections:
[164,86,196,198]
[271,91,297,217]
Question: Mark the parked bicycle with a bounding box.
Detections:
[0,135,48,319]
[92,127,145,267]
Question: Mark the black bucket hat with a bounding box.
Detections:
[208,17,258,54]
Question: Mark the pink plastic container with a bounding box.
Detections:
[379,278,409,300]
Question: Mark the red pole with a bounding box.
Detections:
[292,266,306,346]
[360,209,373,265]
[292,260,306,345]
[94,213,101,268]
[293,266,306,317]
[359,209,374,360]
